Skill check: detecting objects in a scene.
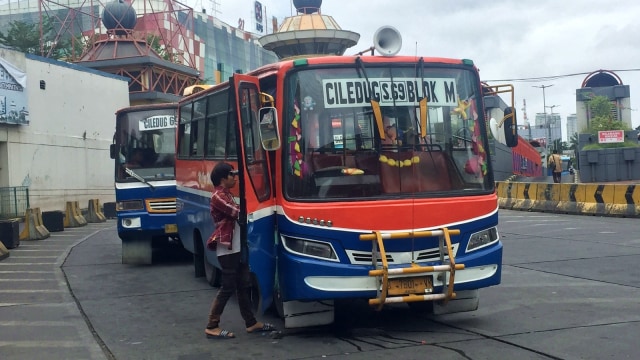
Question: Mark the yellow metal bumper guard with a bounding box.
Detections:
[359,228,464,310]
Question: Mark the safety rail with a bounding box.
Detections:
[359,228,464,310]
[0,186,29,220]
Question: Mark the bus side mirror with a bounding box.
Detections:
[258,107,280,151]
[503,107,518,147]
[110,144,117,159]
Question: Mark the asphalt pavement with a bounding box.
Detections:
[0,221,115,360]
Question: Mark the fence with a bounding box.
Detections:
[0,186,29,219]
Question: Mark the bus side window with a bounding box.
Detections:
[191,98,207,157]
[178,102,193,157]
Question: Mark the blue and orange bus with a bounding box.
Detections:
[110,103,181,264]
[175,30,518,328]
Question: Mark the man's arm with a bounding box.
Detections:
[210,190,240,219]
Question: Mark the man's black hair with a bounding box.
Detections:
[552,149,558,154]
[210,162,235,186]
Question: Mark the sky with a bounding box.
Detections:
[189,0,640,136]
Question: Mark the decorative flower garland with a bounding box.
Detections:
[288,102,305,177]
[379,155,421,168]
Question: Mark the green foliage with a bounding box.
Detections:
[0,18,73,60]
[584,95,630,133]
[569,132,579,150]
[147,34,180,63]
[0,20,41,54]
[582,140,639,150]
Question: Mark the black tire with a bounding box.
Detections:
[272,283,284,319]
[249,274,261,314]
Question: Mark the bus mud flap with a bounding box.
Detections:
[432,289,479,315]
[283,300,334,328]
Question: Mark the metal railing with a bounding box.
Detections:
[0,186,29,219]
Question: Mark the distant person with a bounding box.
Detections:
[204,162,276,339]
[548,149,562,183]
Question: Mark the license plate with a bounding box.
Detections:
[165,224,178,234]
[388,276,433,296]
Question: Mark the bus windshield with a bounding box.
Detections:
[115,108,177,182]
[283,65,492,200]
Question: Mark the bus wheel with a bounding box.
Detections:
[204,255,221,287]
[249,274,261,314]
[193,234,205,278]
[272,285,285,319]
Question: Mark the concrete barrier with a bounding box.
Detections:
[19,208,51,241]
[0,241,8,261]
[64,201,87,228]
[531,183,560,213]
[497,182,640,218]
[512,182,536,212]
[86,199,106,223]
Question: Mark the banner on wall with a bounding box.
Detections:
[0,57,29,125]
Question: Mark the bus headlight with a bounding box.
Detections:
[116,200,144,211]
[121,217,141,229]
[466,227,499,252]
[282,236,338,261]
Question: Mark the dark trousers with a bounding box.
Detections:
[206,252,257,329]
[552,171,561,183]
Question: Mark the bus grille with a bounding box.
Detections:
[145,198,177,213]
[345,244,459,265]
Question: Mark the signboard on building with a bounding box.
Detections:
[254,1,264,33]
[0,57,29,125]
[598,130,624,144]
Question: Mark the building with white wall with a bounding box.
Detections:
[0,46,130,213]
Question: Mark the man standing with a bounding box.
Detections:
[548,149,562,183]
[204,162,276,339]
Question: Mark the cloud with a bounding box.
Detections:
[198,0,640,130]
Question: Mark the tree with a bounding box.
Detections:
[0,19,72,60]
[0,20,40,54]
[585,95,629,133]
[582,96,637,150]
[569,132,579,151]
[147,34,180,63]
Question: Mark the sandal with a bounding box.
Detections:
[246,322,277,333]
[205,329,235,339]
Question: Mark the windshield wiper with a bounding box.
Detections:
[124,167,155,190]
[355,57,385,141]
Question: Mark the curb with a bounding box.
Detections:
[497,181,640,218]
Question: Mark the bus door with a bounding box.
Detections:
[232,74,277,313]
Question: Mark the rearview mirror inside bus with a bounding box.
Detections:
[259,107,280,151]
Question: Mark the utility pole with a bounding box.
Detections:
[533,84,553,168]
[546,104,560,152]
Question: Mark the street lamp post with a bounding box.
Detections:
[533,84,553,168]
[545,104,560,151]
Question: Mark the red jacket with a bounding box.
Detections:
[207,185,239,250]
